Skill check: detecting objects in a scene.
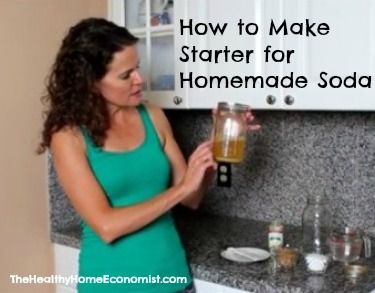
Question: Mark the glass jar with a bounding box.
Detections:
[301,194,332,274]
[213,102,249,163]
[268,219,284,254]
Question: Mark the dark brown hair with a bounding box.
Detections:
[37,18,138,154]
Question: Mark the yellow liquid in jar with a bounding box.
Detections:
[213,136,246,163]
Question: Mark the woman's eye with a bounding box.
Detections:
[119,65,140,80]
[120,74,130,80]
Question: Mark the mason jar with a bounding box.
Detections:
[213,102,249,163]
[301,194,332,274]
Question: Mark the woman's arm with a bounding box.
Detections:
[51,126,214,244]
[145,104,215,209]
[147,104,261,209]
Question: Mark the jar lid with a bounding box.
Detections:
[218,102,250,112]
[344,264,369,279]
[270,218,284,227]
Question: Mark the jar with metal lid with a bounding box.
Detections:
[268,219,284,254]
[213,102,249,163]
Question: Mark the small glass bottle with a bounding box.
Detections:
[213,102,249,163]
[301,194,332,274]
[268,219,284,254]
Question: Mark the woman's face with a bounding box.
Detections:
[96,45,144,110]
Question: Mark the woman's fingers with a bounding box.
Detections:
[187,139,217,180]
[189,140,213,161]
[184,152,216,193]
[247,124,261,131]
[189,146,214,168]
[244,109,261,132]
[245,112,255,121]
[213,107,260,132]
[198,139,214,149]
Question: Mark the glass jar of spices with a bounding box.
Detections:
[268,219,284,254]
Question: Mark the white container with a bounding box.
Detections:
[305,253,330,274]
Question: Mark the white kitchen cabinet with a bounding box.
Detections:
[108,0,283,109]
[280,0,375,110]
[53,244,250,293]
[183,0,375,110]
[180,0,283,109]
[194,279,225,293]
[56,285,76,293]
[195,279,252,293]
[109,0,187,108]
[110,0,375,110]
[54,244,79,292]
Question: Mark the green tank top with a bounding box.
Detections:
[77,105,192,293]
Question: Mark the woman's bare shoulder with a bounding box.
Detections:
[50,126,86,153]
[142,102,173,148]
[143,101,163,116]
[142,102,169,127]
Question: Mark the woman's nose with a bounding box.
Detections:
[132,69,144,85]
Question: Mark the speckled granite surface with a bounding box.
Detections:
[51,211,375,293]
[48,151,80,232]
[49,110,375,292]
[165,110,375,233]
[49,111,375,233]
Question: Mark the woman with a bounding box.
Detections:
[38,18,259,293]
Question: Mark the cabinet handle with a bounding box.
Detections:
[284,95,294,105]
[266,95,276,105]
[173,96,183,105]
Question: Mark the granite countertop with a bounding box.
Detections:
[51,211,375,293]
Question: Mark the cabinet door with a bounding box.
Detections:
[54,244,79,289]
[177,0,284,109]
[282,0,375,110]
[109,0,186,108]
[194,279,224,293]
[56,285,77,293]
[194,279,252,293]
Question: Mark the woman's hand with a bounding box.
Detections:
[244,108,261,132]
[212,107,261,133]
[179,139,218,196]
